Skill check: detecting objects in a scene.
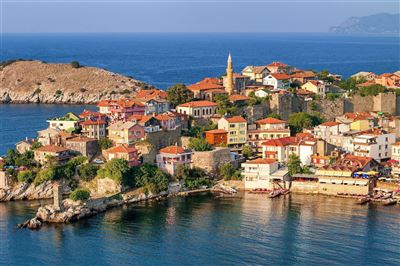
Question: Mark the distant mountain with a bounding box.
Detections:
[329,13,399,35]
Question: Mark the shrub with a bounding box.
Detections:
[78,163,99,181]
[17,170,36,183]
[120,89,131,94]
[98,158,131,186]
[55,90,63,96]
[71,61,80,68]
[80,88,87,93]
[188,138,213,151]
[70,188,90,201]
[98,138,113,150]
[132,163,170,194]
[34,167,57,186]
[34,88,42,94]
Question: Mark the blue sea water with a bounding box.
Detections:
[1,33,400,265]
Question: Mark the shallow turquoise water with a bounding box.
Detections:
[1,194,399,265]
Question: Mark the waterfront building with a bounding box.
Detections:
[241,65,270,83]
[156,145,192,175]
[353,131,396,162]
[176,100,218,119]
[37,127,61,146]
[102,144,140,167]
[108,121,145,145]
[34,145,71,165]
[241,158,289,190]
[47,112,80,131]
[65,136,99,159]
[15,138,35,154]
[247,117,290,155]
[205,129,228,146]
[262,73,291,89]
[80,120,107,140]
[266,61,293,74]
[218,116,247,148]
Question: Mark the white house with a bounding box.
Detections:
[262,73,291,89]
[391,142,400,162]
[353,133,396,162]
[241,158,289,190]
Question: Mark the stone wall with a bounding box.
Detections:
[135,142,157,164]
[238,104,268,123]
[191,147,231,175]
[145,128,181,151]
[345,92,398,114]
[268,94,306,120]
[306,98,345,121]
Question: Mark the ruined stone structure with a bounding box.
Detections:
[191,147,232,175]
[97,177,122,195]
[53,182,63,211]
[0,171,9,188]
[145,128,181,151]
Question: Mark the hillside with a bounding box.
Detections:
[0,60,152,104]
[329,13,399,35]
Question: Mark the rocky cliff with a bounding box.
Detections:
[0,60,151,104]
[0,181,54,201]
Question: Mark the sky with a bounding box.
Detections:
[1,0,399,33]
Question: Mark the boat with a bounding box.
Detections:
[356,197,370,205]
[282,189,290,195]
[268,190,282,198]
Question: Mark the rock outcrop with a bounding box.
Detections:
[0,181,55,201]
[0,60,152,104]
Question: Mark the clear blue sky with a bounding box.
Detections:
[2,0,399,33]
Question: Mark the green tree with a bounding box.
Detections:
[287,154,302,177]
[98,138,113,150]
[17,170,36,183]
[242,145,254,159]
[71,61,80,68]
[188,138,213,151]
[219,163,236,180]
[215,94,237,116]
[133,163,170,194]
[31,141,43,150]
[359,84,387,96]
[288,112,324,135]
[175,165,210,189]
[34,167,57,186]
[166,84,194,106]
[70,188,91,201]
[78,163,99,181]
[98,158,131,186]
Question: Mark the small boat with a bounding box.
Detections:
[356,197,370,205]
[282,189,290,195]
[382,199,397,206]
[268,190,282,198]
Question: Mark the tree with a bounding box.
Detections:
[287,154,302,177]
[166,84,194,106]
[288,112,324,135]
[215,94,237,116]
[359,84,387,96]
[78,163,99,181]
[175,165,210,189]
[267,113,282,120]
[34,167,57,186]
[70,188,90,201]
[188,138,213,151]
[98,138,113,150]
[242,145,254,159]
[219,163,236,180]
[17,170,36,183]
[98,158,131,186]
[133,163,170,194]
[247,91,267,106]
[31,141,43,150]
[71,61,81,68]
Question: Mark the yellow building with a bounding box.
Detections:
[218,116,247,147]
[107,121,145,145]
[350,119,374,131]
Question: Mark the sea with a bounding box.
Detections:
[1,33,400,265]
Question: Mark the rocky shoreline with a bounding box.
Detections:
[0,181,56,202]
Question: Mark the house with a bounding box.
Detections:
[80,120,107,140]
[205,129,228,146]
[102,99,146,121]
[15,138,35,154]
[262,136,317,165]
[102,144,140,167]
[176,101,218,119]
[65,136,99,158]
[47,112,80,131]
[241,158,289,190]
[290,71,316,84]
[262,73,291,89]
[241,65,270,83]
[266,61,292,74]
[133,115,161,133]
[351,71,377,81]
[135,89,167,100]
[353,132,396,162]
[218,116,247,148]
[374,73,400,88]
[97,100,115,114]
[34,145,71,165]
[156,145,193,175]
[108,121,145,145]
[37,127,61,146]
[313,121,350,142]
[336,112,375,131]
[155,113,179,131]
[254,89,269,98]
[391,142,400,162]
[187,78,225,99]
[247,117,291,155]
[79,109,108,122]
[135,94,170,114]
[301,80,329,95]
[229,94,249,106]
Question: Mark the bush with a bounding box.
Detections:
[78,164,99,181]
[219,163,242,181]
[98,158,131,186]
[98,138,113,150]
[17,170,36,183]
[34,88,42,94]
[188,138,213,151]
[175,165,211,189]
[55,90,63,96]
[71,61,80,68]
[70,188,90,201]
[120,89,131,94]
[34,167,57,186]
[132,163,170,194]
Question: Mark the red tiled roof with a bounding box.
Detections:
[67,136,97,143]
[97,100,115,107]
[159,146,186,154]
[296,89,315,96]
[255,117,286,124]
[177,100,217,108]
[268,61,288,67]
[290,71,316,78]
[80,120,107,126]
[206,129,228,134]
[336,154,374,169]
[320,121,340,127]
[270,73,291,80]
[106,144,137,154]
[245,158,277,164]
[155,113,175,121]
[229,94,249,102]
[225,116,247,123]
[136,89,167,100]
[187,78,224,91]
[262,137,297,147]
[35,145,69,153]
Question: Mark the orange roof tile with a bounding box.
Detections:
[255,117,286,124]
[267,61,288,67]
[177,100,217,108]
[270,73,291,80]
[245,158,277,164]
[320,121,340,127]
[225,116,247,123]
[206,129,228,134]
[67,136,97,143]
[262,137,297,147]
[187,78,224,91]
[229,94,249,102]
[106,144,137,154]
[80,120,107,126]
[159,146,187,154]
[136,89,167,100]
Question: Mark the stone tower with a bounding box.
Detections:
[226,53,234,95]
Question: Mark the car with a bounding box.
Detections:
[92,159,104,164]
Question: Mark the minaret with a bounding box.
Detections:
[226,53,234,95]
